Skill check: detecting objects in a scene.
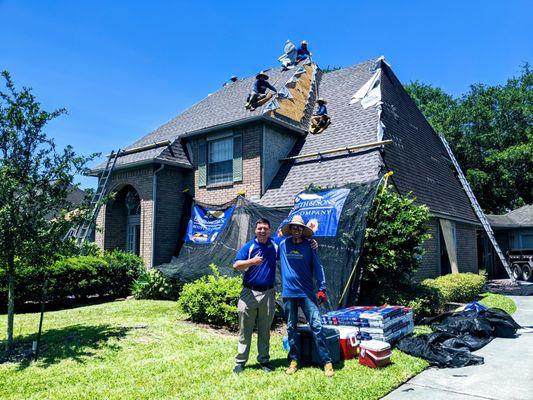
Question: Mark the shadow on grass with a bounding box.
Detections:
[247,357,346,372]
[0,324,132,370]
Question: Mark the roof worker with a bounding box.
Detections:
[279,215,334,378]
[245,71,278,111]
[223,75,238,86]
[309,98,331,134]
[296,40,312,62]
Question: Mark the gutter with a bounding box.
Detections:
[151,164,165,267]
[87,158,192,176]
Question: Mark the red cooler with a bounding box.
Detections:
[359,340,391,368]
[324,325,359,360]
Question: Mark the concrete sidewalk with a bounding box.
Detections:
[383,296,533,400]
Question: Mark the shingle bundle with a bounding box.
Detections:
[321,305,414,344]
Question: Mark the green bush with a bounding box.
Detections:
[422,273,486,303]
[132,269,180,300]
[368,282,445,320]
[0,250,145,310]
[103,250,145,297]
[177,264,242,329]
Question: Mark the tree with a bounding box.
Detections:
[0,71,93,353]
[405,65,532,213]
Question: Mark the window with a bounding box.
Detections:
[208,137,233,185]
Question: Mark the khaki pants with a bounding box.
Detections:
[235,287,276,365]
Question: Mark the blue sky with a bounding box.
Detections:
[1,0,531,189]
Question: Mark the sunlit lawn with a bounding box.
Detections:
[0,300,428,400]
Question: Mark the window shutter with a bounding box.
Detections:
[233,133,242,182]
[198,139,207,187]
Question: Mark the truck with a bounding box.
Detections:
[509,249,533,282]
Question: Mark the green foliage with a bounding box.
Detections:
[131,269,180,300]
[0,251,145,310]
[405,64,533,213]
[103,251,145,297]
[370,282,445,321]
[177,264,242,329]
[0,70,96,350]
[422,273,486,303]
[479,292,517,314]
[362,188,431,287]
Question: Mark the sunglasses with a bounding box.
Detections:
[290,225,304,230]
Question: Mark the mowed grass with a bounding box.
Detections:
[0,300,428,400]
[479,292,517,314]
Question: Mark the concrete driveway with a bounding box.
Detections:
[383,296,533,400]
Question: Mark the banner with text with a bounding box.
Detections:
[184,205,235,244]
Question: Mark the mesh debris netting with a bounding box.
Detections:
[156,179,380,310]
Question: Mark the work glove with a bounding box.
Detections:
[317,290,327,304]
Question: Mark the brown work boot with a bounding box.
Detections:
[286,360,298,375]
[324,362,334,377]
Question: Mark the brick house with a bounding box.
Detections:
[90,57,480,278]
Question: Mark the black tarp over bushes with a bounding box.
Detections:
[156,180,380,309]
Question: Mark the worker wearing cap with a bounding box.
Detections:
[245,71,277,111]
[309,98,331,134]
[279,215,334,377]
[296,41,312,62]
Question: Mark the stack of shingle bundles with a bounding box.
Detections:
[321,305,414,344]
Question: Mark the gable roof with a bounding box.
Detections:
[92,56,478,224]
[487,205,533,228]
[91,64,310,173]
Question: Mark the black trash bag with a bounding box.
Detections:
[396,334,484,368]
[397,307,521,368]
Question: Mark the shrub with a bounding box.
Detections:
[177,264,242,329]
[422,273,486,303]
[367,282,445,321]
[360,187,431,301]
[103,250,145,297]
[132,269,180,300]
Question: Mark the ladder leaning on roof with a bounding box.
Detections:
[64,149,121,244]
[438,135,515,283]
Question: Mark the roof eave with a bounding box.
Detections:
[87,158,192,177]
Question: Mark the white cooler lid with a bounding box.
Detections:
[323,325,360,338]
[360,339,391,351]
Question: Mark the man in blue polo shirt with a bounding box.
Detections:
[232,218,278,374]
[232,218,318,374]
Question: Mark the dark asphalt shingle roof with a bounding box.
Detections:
[259,60,383,206]
[488,205,533,228]
[92,65,304,171]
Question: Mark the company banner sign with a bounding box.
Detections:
[184,205,235,244]
[278,188,350,237]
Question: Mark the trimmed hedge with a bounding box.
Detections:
[131,269,181,300]
[177,264,242,329]
[422,273,486,304]
[0,250,145,309]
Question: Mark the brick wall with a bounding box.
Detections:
[262,124,298,194]
[192,123,263,204]
[153,167,193,265]
[415,217,440,280]
[95,166,154,268]
[456,222,478,273]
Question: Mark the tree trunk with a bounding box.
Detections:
[6,256,15,353]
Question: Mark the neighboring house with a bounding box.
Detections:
[89,56,480,279]
[481,205,533,278]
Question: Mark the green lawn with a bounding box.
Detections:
[479,292,517,314]
[0,300,428,400]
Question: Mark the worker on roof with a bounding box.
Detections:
[296,41,312,62]
[309,98,331,134]
[245,71,278,111]
[278,40,298,70]
[223,75,238,86]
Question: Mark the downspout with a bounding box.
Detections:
[152,164,165,267]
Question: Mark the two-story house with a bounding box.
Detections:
[90,56,480,279]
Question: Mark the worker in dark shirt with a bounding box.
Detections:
[309,98,331,134]
[245,71,277,111]
[296,41,311,62]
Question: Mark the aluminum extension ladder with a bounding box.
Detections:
[439,135,515,282]
[64,149,120,244]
